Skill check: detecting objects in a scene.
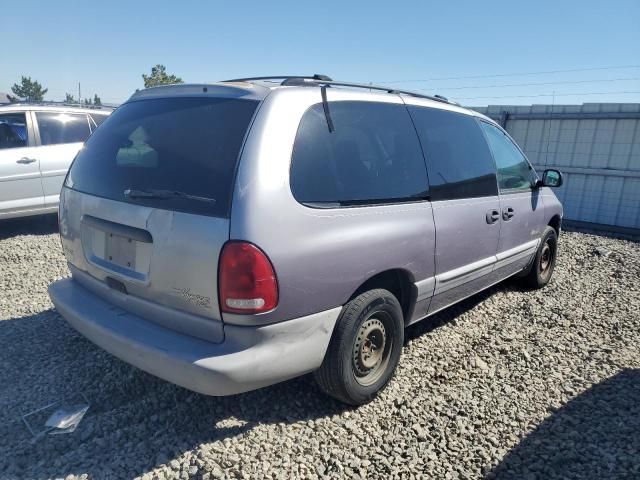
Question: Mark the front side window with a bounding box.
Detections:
[36,112,91,145]
[290,101,429,206]
[480,121,535,192]
[0,113,28,149]
[408,107,497,201]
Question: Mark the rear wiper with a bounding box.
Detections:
[123,189,216,204]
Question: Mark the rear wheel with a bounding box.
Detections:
[521,226,558,289]
[314,289,404,405]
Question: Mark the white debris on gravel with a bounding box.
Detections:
[0,216,638,480]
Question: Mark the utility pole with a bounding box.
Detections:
[78,82,81,104]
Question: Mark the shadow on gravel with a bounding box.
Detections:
[490,369,640,479]
[0,309,349,479]
[405,287,494,341]
[0,214,58,240]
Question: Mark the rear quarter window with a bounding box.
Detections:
[290,101,429,206]
[66,97,259,218]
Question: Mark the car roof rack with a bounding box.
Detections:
[224,74,333,83]
[220,74,455,105]
[2,101,115,110]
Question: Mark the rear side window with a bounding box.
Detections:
[66,97,259,218]
[291,101,428,206]
[479,121,535,192]
[408,107,497,201]
[0,113,28,149]
[36,112,91,145]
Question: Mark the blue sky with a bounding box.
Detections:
[3,0,639,106]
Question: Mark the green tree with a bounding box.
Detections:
[93,94,102,106]
[11,76,48,102]
[142,64,183,88]
[65,93,76,103]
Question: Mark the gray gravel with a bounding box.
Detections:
[1,215,638,480]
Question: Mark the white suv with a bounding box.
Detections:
[0,104,111,219]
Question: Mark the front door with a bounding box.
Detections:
[0,112,44,218]
[479,121,544,277]
[407,104,501,315]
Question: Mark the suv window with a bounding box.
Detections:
[480,121,535,192]
[408,106,497,201]
[291,101,428,206]
[36,112,91,145]
[66,97,259,218]
[0,113,28,149]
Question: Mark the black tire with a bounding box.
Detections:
[314,288,404,405]
[521,226,558,289]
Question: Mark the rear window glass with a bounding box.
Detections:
[36,112,91,145]
[290,101,429,206]
[408,106,497,201]
[66,97,259,217]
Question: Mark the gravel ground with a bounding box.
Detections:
[0,215,638,480]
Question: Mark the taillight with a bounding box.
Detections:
[219,242,278,314]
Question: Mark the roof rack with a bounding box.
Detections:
[220,75,455,105]
[224,74,333,83]
[2,101,115,110]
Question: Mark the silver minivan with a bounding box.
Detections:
[48,76,563,405]
[0,104,110,219]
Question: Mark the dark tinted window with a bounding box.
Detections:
[480,121,535,192]
[66,97,258,218]
[36,112,91,145]
[0,113,27,149]
[408,107,497,200]
[291,101,428,205]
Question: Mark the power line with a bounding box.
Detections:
[419,77,640,92]
[380,65,640,84]
[455,90,640,100]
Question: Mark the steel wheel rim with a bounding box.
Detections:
[539,241,553,275]
[352,313,393,387]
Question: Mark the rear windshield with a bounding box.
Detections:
[66,97,259,217]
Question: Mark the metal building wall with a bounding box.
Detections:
[472,103,640,235]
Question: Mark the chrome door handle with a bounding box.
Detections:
[17,157,37,164]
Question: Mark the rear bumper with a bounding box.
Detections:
[48,278,341,396]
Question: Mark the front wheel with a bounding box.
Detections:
[521,226,558,289]
[314,289,404,405]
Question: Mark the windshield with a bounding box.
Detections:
[65,96,259,217]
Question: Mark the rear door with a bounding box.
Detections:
[479,121,544,276]
[59,94,260,341]
[0,111,44,217]
[33,111,93,207]
[408,106,501,314]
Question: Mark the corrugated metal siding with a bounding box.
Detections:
[473,103,640,232]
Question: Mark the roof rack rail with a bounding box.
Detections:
[221,75,455,105]
[223,74,333,83]
[2,101,115,110]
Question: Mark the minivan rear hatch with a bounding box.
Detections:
[59,91,260,343]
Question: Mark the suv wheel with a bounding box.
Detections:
[522,226,558,289]
[314,289,404,405]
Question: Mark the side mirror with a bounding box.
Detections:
[541,169,563,188]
